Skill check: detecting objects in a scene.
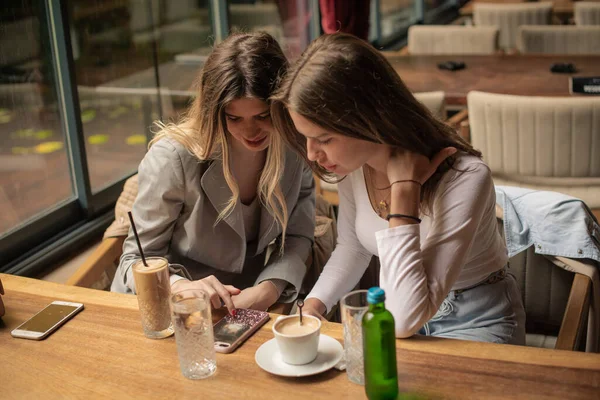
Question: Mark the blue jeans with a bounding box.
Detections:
[418,269,526,345]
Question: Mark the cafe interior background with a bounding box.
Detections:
[0,0,468,284]
[2,0,600,354]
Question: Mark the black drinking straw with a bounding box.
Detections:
[128,211,148,267]
[297,299,304,325]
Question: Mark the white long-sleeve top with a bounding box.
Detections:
[307,155,508,337]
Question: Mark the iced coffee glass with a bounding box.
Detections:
[132,257,174,339]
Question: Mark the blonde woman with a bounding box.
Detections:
[111,32,315,313]
[271,33,525,344]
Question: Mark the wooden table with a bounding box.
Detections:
[2,274,599,399]
[386,54,600,106]
[99,55,600,110]
[459,0,575,19]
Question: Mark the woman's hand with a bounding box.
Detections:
[232,281,279,311]
[386,147,457,185]
[300,297,327,320]
[171,275,240,314]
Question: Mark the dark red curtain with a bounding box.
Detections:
[319,0,371,40]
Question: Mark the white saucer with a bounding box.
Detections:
[255,334,343,377]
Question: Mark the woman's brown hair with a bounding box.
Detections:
[271,33,481,213]
[152,32,289,240]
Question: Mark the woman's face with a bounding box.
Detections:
[224,98,272,152]
[288,110,380,176]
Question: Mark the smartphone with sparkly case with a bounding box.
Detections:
[213,309,270,353]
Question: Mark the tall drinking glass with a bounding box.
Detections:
[132,257,173,339]
[341,289,369,385]
[170,289,217,379]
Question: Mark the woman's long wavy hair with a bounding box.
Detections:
[151,32,289,241]
[271,33,482,214]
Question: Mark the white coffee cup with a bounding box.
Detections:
[273,315,321,365]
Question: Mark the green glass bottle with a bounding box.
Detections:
[362,287,399,400]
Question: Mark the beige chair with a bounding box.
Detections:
[575,2,600,26]
[465,91,600,210]
[316,91,469,205]
[407,26,499,55]
[495,206,598,352]
[517,25,600,54]
[474,2,553,50]
[412,91,446,120]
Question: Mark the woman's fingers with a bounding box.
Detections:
[224,285,241,295]
[204,276,237,312]
[201,285,222,309]
[231,291,253,311]
[213,283,237,313]
[174,277,241,314]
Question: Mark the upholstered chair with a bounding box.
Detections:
[575,2,600,26]
[474,2,552,50]
[466,91,600,209]
[407,25,499,55]
[517,25,600,54]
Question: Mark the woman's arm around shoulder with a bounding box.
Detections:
[377,158,497,337]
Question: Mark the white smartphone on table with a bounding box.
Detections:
[11,300,84,340]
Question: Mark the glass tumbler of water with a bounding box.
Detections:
[170,289,217,379]
[341,289,369,385]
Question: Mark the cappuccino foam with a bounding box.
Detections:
[276,317,319,336]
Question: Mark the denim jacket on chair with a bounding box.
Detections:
[495,185,600,263]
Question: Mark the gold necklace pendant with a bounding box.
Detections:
[378,199,388,216]
[366,165,391,217]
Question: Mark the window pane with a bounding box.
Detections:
[155,0,213,122]
[379,0,418,42]
[0,2,74,236]
[68,0,180,193]
[227,0,312,60]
